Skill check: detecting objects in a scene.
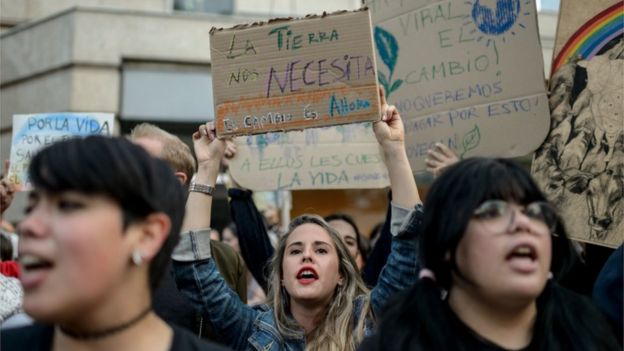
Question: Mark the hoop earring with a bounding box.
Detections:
[132,250,143,266]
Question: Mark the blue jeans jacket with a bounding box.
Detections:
[172,204,423,350]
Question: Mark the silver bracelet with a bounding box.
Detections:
[189,183,214,196]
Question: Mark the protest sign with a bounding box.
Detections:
[211,9,381,137]
[367,0,551,172]
[229,123,389,190]
[531,0,623,248]
[8,113,114,190]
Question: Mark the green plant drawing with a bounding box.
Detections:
[374,26,403,99]
[460,125,481,159]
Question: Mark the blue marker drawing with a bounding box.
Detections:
[471,0,521,35]
[374,26,403,99]
[13,113,106,144]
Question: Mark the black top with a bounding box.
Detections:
[1,323,231,351]
[358,303,535,351]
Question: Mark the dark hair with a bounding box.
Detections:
[367,158,619,351]
[324,213,369,260]
[0,234,13,261]
[29,135,186,289]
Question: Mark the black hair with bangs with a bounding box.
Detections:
[421,157,574,289]
[362,158,620,351]
[28,135,186,289]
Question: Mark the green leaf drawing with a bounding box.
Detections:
[374,26,399,74]
[460,125,481,159]
[378,72,389,94]
[387,79,403,98]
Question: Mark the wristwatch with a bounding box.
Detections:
[189,182,215,196]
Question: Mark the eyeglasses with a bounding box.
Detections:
[472,200,558,234]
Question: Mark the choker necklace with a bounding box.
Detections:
[60,306,152,340]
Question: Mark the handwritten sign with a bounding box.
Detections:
[367,0,550,172]
[531,0,623,248]
[229,123,389,190]
[211,9,381,137]
[8,113,114,190]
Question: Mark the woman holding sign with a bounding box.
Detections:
[359,157,620,351]
[172,90,422,351]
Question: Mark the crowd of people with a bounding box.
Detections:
[0,88,621,350]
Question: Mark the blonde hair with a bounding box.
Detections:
[129,123,196,183]
[266,214,373,351]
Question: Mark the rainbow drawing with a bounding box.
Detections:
[551,2,623,75]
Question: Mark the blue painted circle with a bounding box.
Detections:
[472,0,521,35]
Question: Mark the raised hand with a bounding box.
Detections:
[425,143,459,178]
[193,122,228,166]
[373,86,405,151]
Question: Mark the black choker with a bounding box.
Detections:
[60,306,152,340]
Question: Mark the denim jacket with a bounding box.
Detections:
[172,203,423,351]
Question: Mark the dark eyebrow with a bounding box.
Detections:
[313,241,332,248]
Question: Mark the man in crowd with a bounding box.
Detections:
[129,123,247,340]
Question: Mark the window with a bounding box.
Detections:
[173,0,234,15]
[538,0,560,12]
[121,62,214,123]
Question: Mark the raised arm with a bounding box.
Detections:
[369,88,423,314]
[172,123,259,349]
[373,88,420,208]
[181,123,223,232]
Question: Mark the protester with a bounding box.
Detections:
[228,186,394,290]
[324,213,368,270]
[1,136,228,350]
[1,160,19,259]
[593,244,623,344]
[360,157,620,351]
[0,233,24,325]
[129,123,248,339]
[220,222,266,305]
[0,234,19,278]
[172,88,422,350]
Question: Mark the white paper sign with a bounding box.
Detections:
[8,113,114,190]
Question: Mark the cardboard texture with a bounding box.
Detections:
[224,9,391,191]
[211,10,381,137]
[229,123,389,190]
[531,0,623,248]
[367,0,550,172]
[8,113,115,191]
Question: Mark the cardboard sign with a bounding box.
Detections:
[367,0,550,172]
[229,123,389,190]
[211,9,381,137]
[8,113,114,190]
[531,0,623,248]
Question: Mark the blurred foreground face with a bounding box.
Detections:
[453,201,553,305]
[18,190,135,323]
[281,223,342,305]
[221,227,239,253]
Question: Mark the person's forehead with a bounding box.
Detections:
[328,219,356,238]
[287,223,334,244]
